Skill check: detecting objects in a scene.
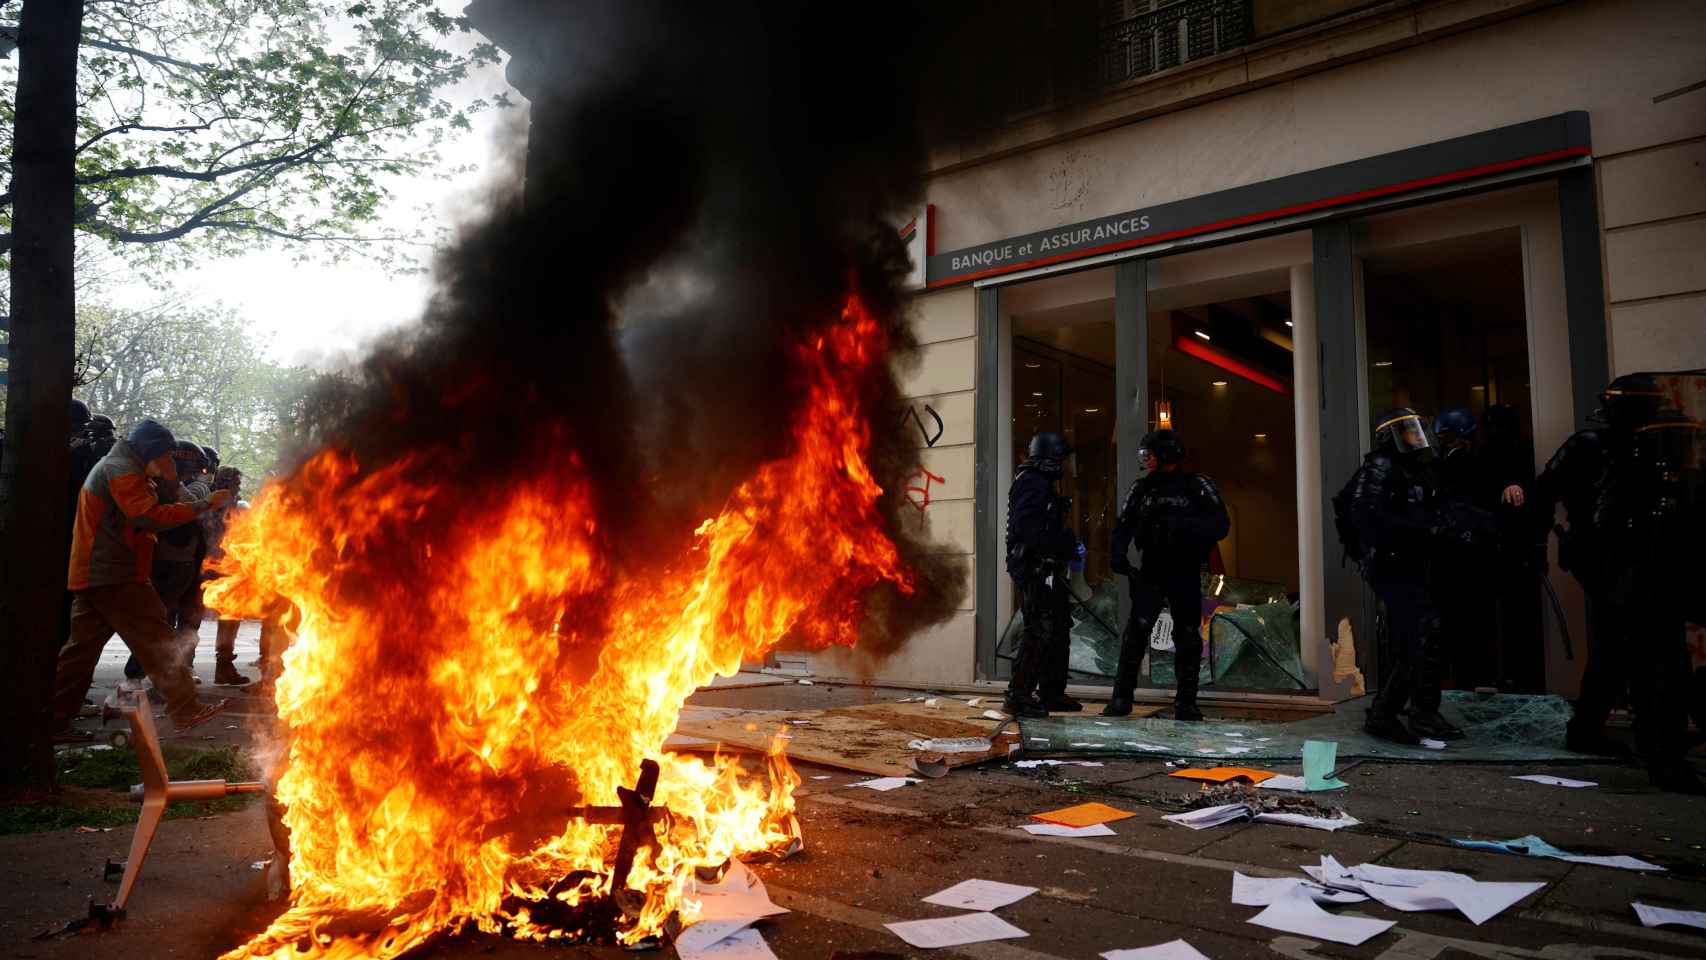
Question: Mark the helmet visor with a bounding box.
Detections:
[1379,413,1434,455]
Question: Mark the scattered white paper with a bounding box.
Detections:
[922,879,1037,911]
[1633,902,1706,932]
[884,912,1028,949]
[1124,741,1168,752]
[1563,854,1664,871]
[1258,774,1308,791]
[678,861,789,956]
[1070,742,1105,748]
[796,679,813,685]
[983,710,1008,720]
[1420,738,1446,749]
[811,775,832,780]
[924,698,939,707]
[1021,822,1117,838]
[1246,886,1394,946]
[1304,858,1543,926]
[1101,939,1212,960]
[677,926,778,960]
[1254,811,1361,832]
[850,777,920,792]
[1224,732,1245,738]
[1164,804,1250,831]
[1029,736,1049,743]
[1165,803,1358,833]
[1359,879,1544,925]
[1511,774,1597,788]
[1094,721,1112,727]
[1014,759,1103,768]
[786,719,812,725]
[1225,746,1253,755]
[967,697,983,707]
[1231,873,1367,906]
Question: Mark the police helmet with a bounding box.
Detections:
[1139,429,1186,465]
[70,399,92,431]
[1374,407,1434,457]
[88,415,116,438]
[1594,373,1666,429]
[1434,407,1477,442]
[201,445,220,470]
[1027,431,1073,461]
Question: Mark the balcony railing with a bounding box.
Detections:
[1100,0,1252,86]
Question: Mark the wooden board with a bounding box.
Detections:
[670,699,1161,777]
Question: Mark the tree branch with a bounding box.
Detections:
[76,119,220,155]
[81,36,206,73]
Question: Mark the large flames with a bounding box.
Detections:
[206,294,914,957]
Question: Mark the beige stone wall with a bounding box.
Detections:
[1251,0,1379,39]
[812,287,980,684]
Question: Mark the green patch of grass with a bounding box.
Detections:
[0,745,261,836]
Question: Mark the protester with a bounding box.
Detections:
[50,420,231,737]
[1003,431,1082,718]
[204,465,251,686]
[1103,429,1229,721]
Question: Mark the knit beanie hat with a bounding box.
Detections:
[127,420,178,463]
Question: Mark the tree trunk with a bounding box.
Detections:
[1,0,86,789]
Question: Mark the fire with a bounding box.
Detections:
[207,294,914,957]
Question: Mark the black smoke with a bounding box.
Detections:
[283,0,1105,657]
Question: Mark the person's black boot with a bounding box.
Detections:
[1364,708,1420,745]
[1002,694,1049,719]
[1041,694,1083,712]
[1174,702,1205,722]
[1101,697,1134,718]
[1407,711,1464,740]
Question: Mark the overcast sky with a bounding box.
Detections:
[107,7,524,369]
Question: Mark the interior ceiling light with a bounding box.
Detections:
[1024,362,1042,368]
[1211,380,1229,387]
[1155,399,1173,425]
[1472,385,1486,390]
[1031,391,1044,397]
[1253,433,1268,440]
[1173,335,1288,394]
[1284,320,1294,328]
[1193,329,1212,341]
[1373,360,1394,368]
[1083,407,1100,413]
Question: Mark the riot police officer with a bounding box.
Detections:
[1541,374,1703,792]
[1004,431,1083,718]
[1102,429,1229,721]
[1345,408,1467,744]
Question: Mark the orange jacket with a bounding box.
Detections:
[68,440,204,591]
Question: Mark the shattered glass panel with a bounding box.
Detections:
[1018,691,1593,763]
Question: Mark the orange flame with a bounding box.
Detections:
[208,294,911,957]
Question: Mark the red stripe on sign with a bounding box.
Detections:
[925,203,936,256]
[898,217,917,240]
[1174,335,1289,394]
[925,147,1591,289]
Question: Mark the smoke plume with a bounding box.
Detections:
[282,0,1105,656]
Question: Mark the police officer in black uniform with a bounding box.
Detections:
[1102,429,1229,721]
[1541,374,1703,792]
[1347,408,1469,744]
[1004,431,1083,718]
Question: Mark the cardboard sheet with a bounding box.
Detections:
[1166,766,1276,784]
[673,701,1022,777]
[1031,802,1138,828]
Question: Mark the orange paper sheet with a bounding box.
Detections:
[1030,801,1138,828]
[1166,766,1276,784]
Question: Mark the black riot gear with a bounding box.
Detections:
[1004,435,1081,717]
[1103,447,1230,721]
[1139,429,1185,466]
[1027,431,1073,462]
[1374,407,1436,460]
[1592,373,1665,431]
[1345,432,1467,742]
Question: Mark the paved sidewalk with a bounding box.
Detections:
[5,669,1703,959]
